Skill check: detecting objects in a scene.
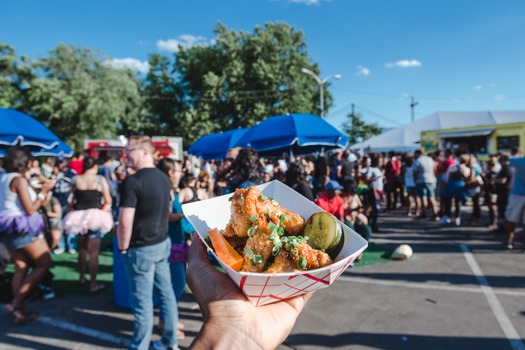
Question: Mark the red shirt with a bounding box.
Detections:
[315,193,345,220]
[69,160,84,175]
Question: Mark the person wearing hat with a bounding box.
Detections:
[315,180,345,221]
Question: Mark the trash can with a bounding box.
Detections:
[113,236,131,308]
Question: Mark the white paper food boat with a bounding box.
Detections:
[182,180,368,306]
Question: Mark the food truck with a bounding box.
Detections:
[84,136,183,160]
[420,121,525,158]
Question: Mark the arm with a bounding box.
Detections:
[187,233,314,350]
[12,176,53,215]
[169,212,185,222]
[47,200,63,219]
[116,207,135,251]
[99,176,113,210]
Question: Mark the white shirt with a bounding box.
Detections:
[0,172,36,216]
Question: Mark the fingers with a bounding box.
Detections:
[188,232,209,266]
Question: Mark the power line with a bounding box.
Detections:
[332,86,525,101]
[327,103,404,126]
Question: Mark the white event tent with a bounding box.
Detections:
[350,110,525,154]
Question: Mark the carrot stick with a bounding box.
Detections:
[208,228,243,271]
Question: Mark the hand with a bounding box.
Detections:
[187,233,314,350]
[42,179,57,191]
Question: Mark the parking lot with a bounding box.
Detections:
[1,206,524,350]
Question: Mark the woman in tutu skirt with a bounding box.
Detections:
[63,157,113,293]
[0,146,56,324]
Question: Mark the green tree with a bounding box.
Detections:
[141,53,183,136]
[342,112,382,145]
[170,22,334,145]
[26,43,145,150]
[0,42,33,109]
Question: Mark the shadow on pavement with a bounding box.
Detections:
[285,332,516,350]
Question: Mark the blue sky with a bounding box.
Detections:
[1,0,524,132]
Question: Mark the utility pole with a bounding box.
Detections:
[351,103,355,116]
[410,96,418,122]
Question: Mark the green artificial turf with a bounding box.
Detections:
[353,242,392,268]
[49,250,114,297]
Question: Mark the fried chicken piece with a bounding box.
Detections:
[265,250,296,274]
[293,243,332,270]
[264,242,333,273]
[223,187,331,273]
[225,187,304,238]
[224,235,248,256]
[241,233,275,273]
[223,187,304,272]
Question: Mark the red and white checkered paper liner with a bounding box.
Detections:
[182,180,368,306]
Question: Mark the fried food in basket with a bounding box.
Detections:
[214,187,333,273]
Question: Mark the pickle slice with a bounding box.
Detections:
[304,212,342,251]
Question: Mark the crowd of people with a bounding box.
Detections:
[1,139,524,349]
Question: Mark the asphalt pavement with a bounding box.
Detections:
[1,203,524,350]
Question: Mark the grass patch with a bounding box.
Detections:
[49,250,114,297]
[353,242,392,268]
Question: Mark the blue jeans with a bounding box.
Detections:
[57,204,77,251]
[123,238,177,350]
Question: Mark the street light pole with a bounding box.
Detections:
[301,68,341,117]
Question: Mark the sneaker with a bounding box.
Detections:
[439,217,451,225]
[67,248,77,254]
[152,339,179,350]
[38,284,56,300]
[53,247,65,255]
[455,218,461,226]
[507,243,513,250]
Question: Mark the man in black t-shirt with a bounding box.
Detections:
[117,136,178,350]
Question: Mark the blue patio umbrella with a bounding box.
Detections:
[234,114,349,157]
[0,108,73,157]
[188,128,248,160]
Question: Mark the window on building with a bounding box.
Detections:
[497,136,519,152]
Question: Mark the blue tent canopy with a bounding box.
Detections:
[0,108,73,157]
[234,114,348,157]
[188,128,248,160]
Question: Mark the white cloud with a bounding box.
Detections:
[104,58,150,73]
[473,85,482,91]
[494,95,505,102]
[157,34,207,53]
[356,66,371,76]
[385,59,422,68]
